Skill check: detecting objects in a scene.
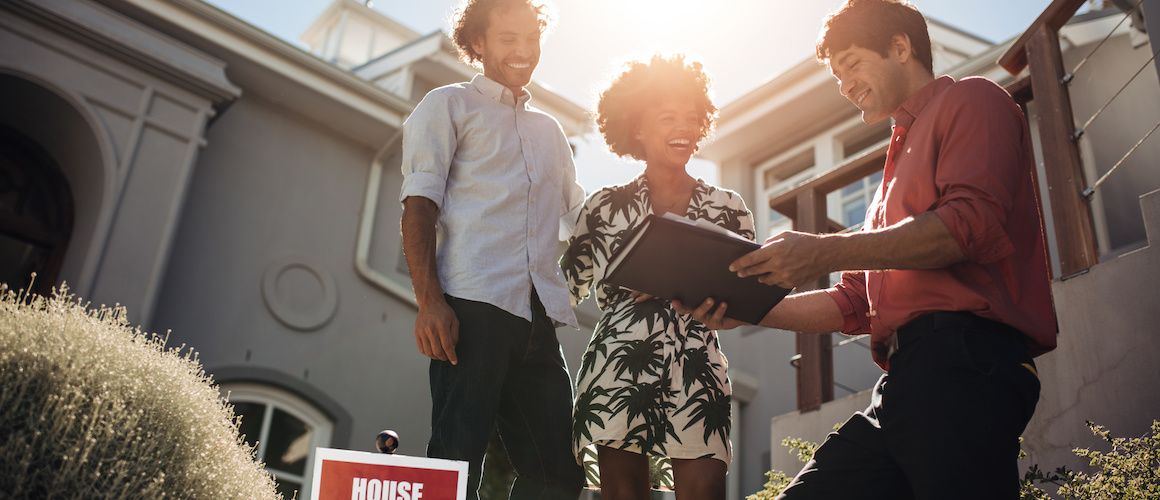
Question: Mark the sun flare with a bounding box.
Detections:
[606,0,712,55]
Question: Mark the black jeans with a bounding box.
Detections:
[779,312,1041,500]
[427,293,583,500]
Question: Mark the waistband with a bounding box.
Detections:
[890,311,1026,357]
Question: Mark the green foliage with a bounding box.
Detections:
[746,437,820,500]
[0,284,279,499]
[1022,420,1160,500]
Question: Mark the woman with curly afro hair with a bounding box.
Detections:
[561,54,755,500]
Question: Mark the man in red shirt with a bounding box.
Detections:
[675,0,1056,498]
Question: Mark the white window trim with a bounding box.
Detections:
[223,382,334,500]
[753,141,816,241]
[751,115,896,241]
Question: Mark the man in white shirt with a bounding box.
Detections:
[398,0,585,498]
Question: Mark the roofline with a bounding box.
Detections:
[926,15,994,45]
[718,16,994,118]
[354,29,590,127]
[352,29,443,72]
[716,56,822,118]
[101,0,415,122]
[300,0,420,47]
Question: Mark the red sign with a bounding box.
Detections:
[311,448,468,500]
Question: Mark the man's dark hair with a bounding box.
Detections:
[815,0,933,75]
[450,0,550,64]
[596,54,717,162]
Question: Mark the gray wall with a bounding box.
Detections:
[1020,188,1160,472]
[152,92,425,452]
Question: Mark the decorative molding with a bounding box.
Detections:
[101,0,413,126]
[262,255,340,331]
[5,0,240,103]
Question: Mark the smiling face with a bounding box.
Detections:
[829,42,910,124]
[471,5,541,95]
[636,96,702,169]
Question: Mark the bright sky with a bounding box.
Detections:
[207,0,1058,190]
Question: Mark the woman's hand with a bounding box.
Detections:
[630,290,655,303]
[671,297,747,330]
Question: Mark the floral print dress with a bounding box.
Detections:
[561,175,755,488]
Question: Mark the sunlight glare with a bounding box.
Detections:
[618,0,709,54]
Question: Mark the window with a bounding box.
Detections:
[224,383,334,500]
[837,121,890,160]
[834,170,883,228]
[754,144,816,240]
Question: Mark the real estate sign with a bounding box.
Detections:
[310,448,468,500]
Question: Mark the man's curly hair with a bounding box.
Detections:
[451,0,551,65]
[816,0,933,75]
[596,54,717,162]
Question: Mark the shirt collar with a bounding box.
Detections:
[470,73,531,107]
[891,75,954,130]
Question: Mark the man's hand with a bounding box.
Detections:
[414,298,459,365]
[672,298,747,331]
[732,231,831,289]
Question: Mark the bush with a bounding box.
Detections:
[746,437,818,500]
[1022,420,1160,500]
[0,284,280,499]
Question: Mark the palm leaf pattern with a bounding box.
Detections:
[560,175,755,489]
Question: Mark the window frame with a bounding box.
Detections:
[223,382,334,500]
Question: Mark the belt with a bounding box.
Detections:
[888,311,1025,359]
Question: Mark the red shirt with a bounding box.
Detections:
[825,76,1057,368]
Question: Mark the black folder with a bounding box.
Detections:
[604,214,791,324]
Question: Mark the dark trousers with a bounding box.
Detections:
[779,312,1041,500]
[427,293,583,500]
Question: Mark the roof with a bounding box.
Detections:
[96,0,416,146]
[353,30,591,134]
[300,0,420,49]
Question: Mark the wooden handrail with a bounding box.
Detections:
[999,0,1087,74]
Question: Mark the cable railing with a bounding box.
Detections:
[1065,0,1144,82]
[1062,1,1160,199]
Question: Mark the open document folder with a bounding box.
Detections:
[605,213,791,324]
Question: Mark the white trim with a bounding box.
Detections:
[754,141,817,240]
[8,0,240,101]
[106,0,412,126]
[354,127,418,308]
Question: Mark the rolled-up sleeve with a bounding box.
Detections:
[399,90,457,208]
[825,271,870,335]
[931,81,1023,265]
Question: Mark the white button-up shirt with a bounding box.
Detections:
[399,74,585,327]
